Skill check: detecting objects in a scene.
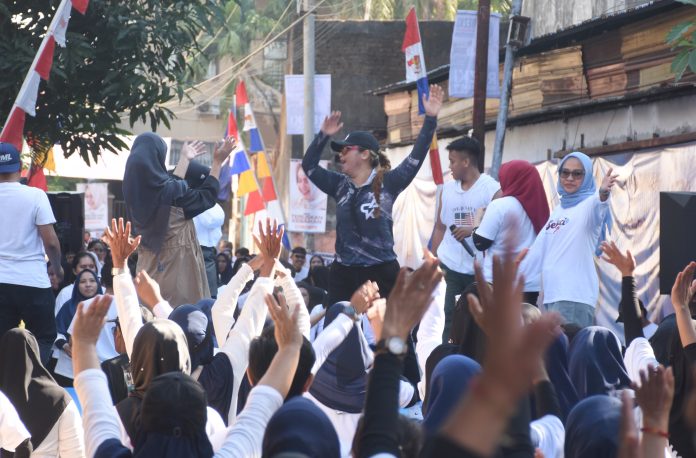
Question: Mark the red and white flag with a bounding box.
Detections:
[16,72,41,117]
[52,0,73,47]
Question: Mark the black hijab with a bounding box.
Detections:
[56,269,102,339]
[216,253,234,286]
[309,302,369,413]
[0,329,71,449]
[544,333,579,422]
[564,395,621,458]
[123,133,188,253]
[97,373,214,458]
[568,326,630,399]
[117,319,191,443]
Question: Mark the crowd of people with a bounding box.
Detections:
[0,83,695,458]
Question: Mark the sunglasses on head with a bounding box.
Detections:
[560,168,585,179]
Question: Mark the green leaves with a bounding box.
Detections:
[666,10,696,81]
[0,0,225,164]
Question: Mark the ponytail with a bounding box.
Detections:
[370,150,391,218]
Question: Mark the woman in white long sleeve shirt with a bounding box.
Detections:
[0,329,84,458]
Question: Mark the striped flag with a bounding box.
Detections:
[236,81,264,152]
[402,7,429,115]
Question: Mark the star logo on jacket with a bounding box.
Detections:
[360,195,379,220]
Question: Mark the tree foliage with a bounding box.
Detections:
[667,0,696,80]
[0,0,225,163]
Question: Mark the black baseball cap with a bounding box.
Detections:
[616,299,647,323]
[0,143,21,173]
[330,131,380,153]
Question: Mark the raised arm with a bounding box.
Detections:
[601,241,643,345]
[416,279,446,400]
[274,262,310,339]
[103,218,142,358]
[211,261,256,343]
[383,85,442,194]
[301,111,344,198]
[671,262,696,348]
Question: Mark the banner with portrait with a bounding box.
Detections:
[76,182,109,238]
[288,159,328,233]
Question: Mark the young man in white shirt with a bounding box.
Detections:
[0,143,63,363]
[430,137,500,341]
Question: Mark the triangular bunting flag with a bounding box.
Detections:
[27,164,47,191]
[244,190,265,215]
[35,37,56,81]
[430,133,443,186]
[225,109,239,140]
[229,150,250,175]
[257,153,271,178]
[248,128,263,152]
[0,108,26,151]
[17,72,41,117]
[72,0,90,15]
[53,0,73,47]
[235,81,249,106]
[44,147,56,172]
[237,170,258,196]
[261,177,277,202]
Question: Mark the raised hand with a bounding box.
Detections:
[672,262,696,310]
[72,295,113,346]
[252,218,284,261]
[423,84,444,117]
[265,293,302,351]
[213,136,236,164]
[134,271,164,310]
[617,390,641,458]
[181,141,207,160]
[633,365,674,433]
[350,281,380,314]
[321,111,343,137]
[600,167,618,201]
[382,252,442,341]
[102,218,141,269]
[601,241,636,277]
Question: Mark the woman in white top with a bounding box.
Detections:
[523,152,617,327]
[472,160,550,305]
[0,329,84,457]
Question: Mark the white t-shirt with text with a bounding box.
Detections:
[475,196,540,292]
[0,182,55,288]
[437,175,500,275]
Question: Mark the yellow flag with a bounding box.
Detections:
[44,147,56,172]
[257,153,271,178]
[237,170,258,196]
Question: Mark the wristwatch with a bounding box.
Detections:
[341,304,361,322]
[375,336,408,357]
[111,267,128,276]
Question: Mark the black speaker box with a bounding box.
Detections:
[47,192,84,256]
[660,192,696,294]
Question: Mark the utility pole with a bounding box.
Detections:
[472,0,491,173]
[302,0,315,153]
[491,0,524,179]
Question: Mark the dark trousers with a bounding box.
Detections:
[327,260,401,306]
[0,283,56,364]
[441,263,475,343]
[201,246,217,298]
[327,260,421,390]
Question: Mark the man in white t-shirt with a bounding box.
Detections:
[431,137,500,341]
[0,142,63,363]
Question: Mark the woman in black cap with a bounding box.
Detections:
[301,85,443,306]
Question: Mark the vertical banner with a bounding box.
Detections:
[448,11,501,99]
[284,75,332,135]
[76,182,108,237]
[288,159,328,233]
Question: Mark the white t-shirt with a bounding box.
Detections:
[55,283,74,315]
[523,193,609,306]
[436,175,500,275]
[0,182,56,288]
[193,203,225,248]
[475,196,540,292]
[0,390,30,452]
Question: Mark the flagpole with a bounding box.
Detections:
[0,0,71,139]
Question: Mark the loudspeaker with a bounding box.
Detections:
[47,192,84,256]
[660,192,696,294]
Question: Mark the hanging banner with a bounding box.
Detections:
[76,182,109,238]
[288,159,328,233]
[448,11,501,99]
[284,75,331,135]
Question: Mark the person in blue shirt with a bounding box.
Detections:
[302,85,443,306]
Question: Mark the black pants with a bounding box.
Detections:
[327,260,421,389]
[201,246,217,298]
[327,260,401,306]
[0,283,56,364]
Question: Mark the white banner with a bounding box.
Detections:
[76,182,109,237]
[288,159,328,233]
[284,75,331,135]
[448,11,501,99]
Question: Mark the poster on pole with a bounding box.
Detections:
[76,182,109,238]
[284,75,332,135]
[448,11,501,99]
[288,159,328,233]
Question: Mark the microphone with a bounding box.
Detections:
[449,224,475,257]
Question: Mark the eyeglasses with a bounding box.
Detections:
[560,168,585,180]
